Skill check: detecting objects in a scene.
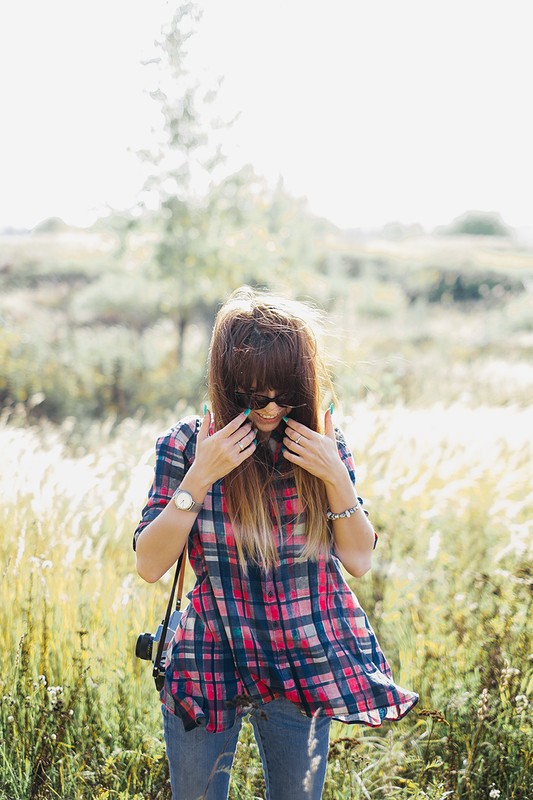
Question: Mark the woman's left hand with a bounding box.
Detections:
[282,408,344,485]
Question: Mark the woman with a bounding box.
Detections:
[134,286,418,799]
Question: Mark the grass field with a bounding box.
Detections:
[0,402,531,799]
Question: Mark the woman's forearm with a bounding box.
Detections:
[324,469,376,578]
[135,467,212,583]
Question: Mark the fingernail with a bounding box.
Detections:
[203,403,208,415]
[282,416,289,423]
[254,437,258,445]
[281,445,285,453]
[329,402,334,415]
[244,408,251,417]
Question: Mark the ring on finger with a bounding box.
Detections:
[238,440,244,452]
[295,434,303,445]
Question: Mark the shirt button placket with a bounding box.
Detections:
[265,582,279,643]
[265,578,288,668]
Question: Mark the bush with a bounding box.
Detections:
[443,211,511,237]
[402,267,524,305]
[0,322,207,421]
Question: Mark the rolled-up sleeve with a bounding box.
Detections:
[132,416,199,550]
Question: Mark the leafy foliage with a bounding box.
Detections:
[443,211,511,237]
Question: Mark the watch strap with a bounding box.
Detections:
[173,488,203,513]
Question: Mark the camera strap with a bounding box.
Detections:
[152,547,186,688]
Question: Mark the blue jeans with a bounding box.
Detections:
[162,697,331,800]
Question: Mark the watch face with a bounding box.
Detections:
[175,491,192,510]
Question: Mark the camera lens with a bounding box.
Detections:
[135,632,154,661]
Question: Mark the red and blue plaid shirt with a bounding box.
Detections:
[134,416,418,732]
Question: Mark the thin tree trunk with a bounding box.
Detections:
[176,315,188,366]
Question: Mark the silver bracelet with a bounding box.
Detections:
[326,503,361,521]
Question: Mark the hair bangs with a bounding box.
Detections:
[230,325,306,399]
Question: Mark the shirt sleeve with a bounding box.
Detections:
[334,426,378,550]
[132,416,200,550]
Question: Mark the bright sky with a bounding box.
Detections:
[0,0,531,231]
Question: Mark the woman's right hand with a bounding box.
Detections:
[189,409,257,488]
[136,410,255,583]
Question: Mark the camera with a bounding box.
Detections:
[135,609,182,673]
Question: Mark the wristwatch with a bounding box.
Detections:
[172,488,203,514]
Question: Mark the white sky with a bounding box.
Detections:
[0,0,531,231]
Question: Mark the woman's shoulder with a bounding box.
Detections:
[333,424,356,478]
[333,424,350,450]
[155,415,202,452]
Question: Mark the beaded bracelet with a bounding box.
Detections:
[326,503,361,521]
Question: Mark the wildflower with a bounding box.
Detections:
[47,685,64,707]
[500,657,520,689]
[307,712,318,757]
[477,688,490,721]
[29,555,53,570]
[514,694,528,713]
[303,755,322,793]
[38,675,47,686]
[489,789,501,798]
[7,716,14,723]
[50,733,56,741]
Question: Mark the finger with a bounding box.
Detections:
[283,437,304,456]
[196,409,212,444]
[229,421,254,449]
[285,430,305,448]
[221,410,252,437]
[283,417,310,437]
[324,408,335,440]
[235,427,256,453]
[235,434,257,465]
[282,445,302,463]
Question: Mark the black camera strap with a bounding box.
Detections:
[152,548,186,689]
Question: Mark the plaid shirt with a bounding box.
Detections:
[134,416,419,732]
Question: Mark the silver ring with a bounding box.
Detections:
[295,434,303,445]
[238,440,244,452]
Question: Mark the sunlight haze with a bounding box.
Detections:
[0,0,531,231]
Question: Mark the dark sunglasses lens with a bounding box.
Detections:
[253,395,272,409]
[234,392,251,408]
[234,391,299,410]
[254,393,297,409]
[274,394,294,407]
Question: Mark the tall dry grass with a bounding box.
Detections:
[0,403,531,798]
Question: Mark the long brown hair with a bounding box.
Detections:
[208,286,336,568]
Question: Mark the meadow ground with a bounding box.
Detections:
[0,403,531,799]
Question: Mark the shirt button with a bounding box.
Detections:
[268,591,274,599]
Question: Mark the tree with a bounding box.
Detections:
[443,211,511,237]
[138,2,230,363]
[136,3,335,362]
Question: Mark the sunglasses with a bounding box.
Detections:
[234,391,305,411]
